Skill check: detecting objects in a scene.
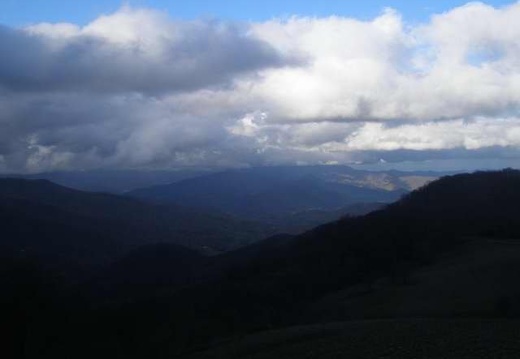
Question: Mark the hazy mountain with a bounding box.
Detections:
[0,169,213,194]
[128,165,439,221]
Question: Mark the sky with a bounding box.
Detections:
[0,1,517,25]
[0,1,519,173]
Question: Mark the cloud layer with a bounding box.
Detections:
[0,3,519,172]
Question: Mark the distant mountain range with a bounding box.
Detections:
[0,169,213,193]
[128,165,440,223]
[2,165,442,234]
[1,165,440,196]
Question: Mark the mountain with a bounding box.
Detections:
[128,165,439,222]
[0,178,271,269]
[0,169,212,193]
[212,169,520,302]
[184,170,520,358]
[124,169,520,356]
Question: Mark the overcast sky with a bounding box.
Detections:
[0,1,519,173]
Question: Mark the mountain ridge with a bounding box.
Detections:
[128,165,440,221]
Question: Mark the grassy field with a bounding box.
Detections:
[186,319,520,358]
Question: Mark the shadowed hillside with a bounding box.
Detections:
[3,169,520,359]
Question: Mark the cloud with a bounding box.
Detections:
[0,3,519,173]
[0,7,282,93]
[250,3,520,123]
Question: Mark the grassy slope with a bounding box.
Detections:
[187,319,520,359]
[305,237,520,320]
[186,237,520,358]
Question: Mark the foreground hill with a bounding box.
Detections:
[306,237,520,321]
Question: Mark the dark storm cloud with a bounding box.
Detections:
[0,21,282,94]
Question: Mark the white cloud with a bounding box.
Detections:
[0,3,520,172]
[248,3,520,123]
